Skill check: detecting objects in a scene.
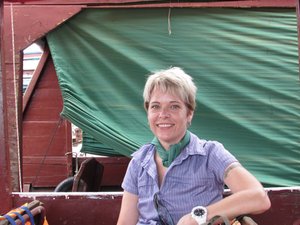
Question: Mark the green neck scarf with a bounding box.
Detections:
[151,131,190,167]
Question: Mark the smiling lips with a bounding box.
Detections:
[157,123,174,128]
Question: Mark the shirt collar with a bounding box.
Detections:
[171,132,206,166]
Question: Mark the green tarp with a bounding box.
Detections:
[47,8,300,187]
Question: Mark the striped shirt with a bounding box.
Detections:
[122,132,238,225]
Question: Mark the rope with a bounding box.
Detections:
[32,117,64,187]
[12,212,26,225]
[3,214,17,225]
[20,206,35,225]
[168,7,172,35]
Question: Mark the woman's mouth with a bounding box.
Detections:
[157,123,173,128]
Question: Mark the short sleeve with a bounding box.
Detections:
[121,158,139,195]
[205,141,238,184]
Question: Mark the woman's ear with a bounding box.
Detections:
[187,110,194,124]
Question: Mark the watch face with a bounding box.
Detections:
[194,208,205,217]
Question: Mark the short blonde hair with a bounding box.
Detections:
[143,67,197,111]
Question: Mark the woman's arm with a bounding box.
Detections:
[117,191,139,225]
[177,162,271,225]
[206,162,271,220]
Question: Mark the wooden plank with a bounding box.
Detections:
[253,188,300,225]
[3,5,82,53]
[22,49,71,189]
[23,156,69,164]
[12,192,123,225]
[23,63,63,109]
[23,165,70,187]
[5,0,297,7]
[23,47,50,112]
[22,120,71,187]
[0,0,13,214]
[1,3,82,194]
[1,57,22,192]
[23,136,69,156]
[23,107,63,121]
[91,1,296,8]
[23,122,67,137]
[23,55,63,122]
[26,90,63,107]
[10,188,300,225]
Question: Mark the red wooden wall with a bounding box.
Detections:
[22,51,72,190]
[0,0,13,213]
[77,157,130,190]
[10,188,300,225]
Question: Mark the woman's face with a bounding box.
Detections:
[147,88,194,150]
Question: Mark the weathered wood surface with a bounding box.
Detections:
[0,0,13,214]
[9,187,300,225]
[5,0,297,7]
[22,54,72,189]
[76,157,130,189]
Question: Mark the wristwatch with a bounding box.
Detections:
[191,206,207,225]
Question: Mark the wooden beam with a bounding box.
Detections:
[89,1,296,8]
[10,188,300,225]
[3,0,297,7]
[0,0,13,214]
[91,0,296,8]
[2,3,82,193]
[3,4,82,54]
[22,46,49,113]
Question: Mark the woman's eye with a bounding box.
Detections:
[150,105,160,110]
[170,105,180,110]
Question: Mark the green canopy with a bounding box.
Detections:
[47,8,300,187]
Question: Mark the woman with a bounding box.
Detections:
[117,67,270,225]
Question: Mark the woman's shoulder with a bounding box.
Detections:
[189,132,228,155]
[189,132,237,170]
[130,143,155,163]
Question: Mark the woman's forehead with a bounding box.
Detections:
[152,85,180,95]
[150,89,184,102]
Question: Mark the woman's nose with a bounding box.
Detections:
[159,108,170,118]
